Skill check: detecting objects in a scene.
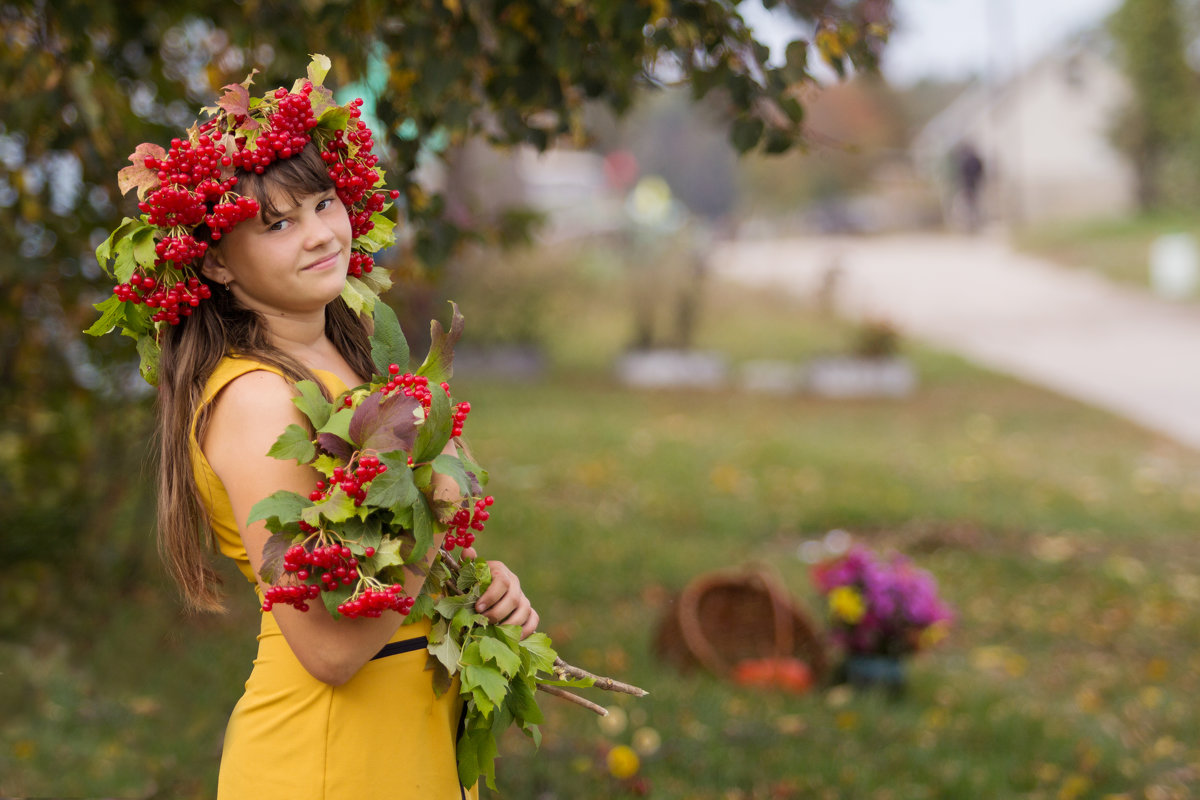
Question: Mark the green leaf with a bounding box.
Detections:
[339,516,382,555]
[458,449,489,489]
[301,490,357,525]
[425,652,454,697]
[506,675,544,727]
[84,295,125,336]
[407,592,435,622]
[387,501,414,530]
[460,640,485,667]
[248,490,310,529]
[467,726,499,790]
[456,725,481,789]
[434,594,476,620]
[95,217,140,269]
[411,385,452,464]
[519,632,558,673]
[415,301,464,385]
[137,334,160,386]
[427,619,461,673]
[340,277,368,314]
[113,235,137,283]
[731,116,765,154]
[478,636,521,677]
[266,423,317,463]
[318,105,351,132]
[409,495,434,564]
[451,605,476,634]
[492,623,522,648]
[316,407,354,459]
[312,454,340,478]
[463,663,508,712]
[366,465,418,509]
[372,536,406,569]
[307,53,332,86]
[370,301,411,378]
[357,212,397,254]
[132,224,157,269]
[292,380,332,429]
[321,581,355,617]
[432,454,471,494]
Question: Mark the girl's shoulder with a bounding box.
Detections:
[201,355,289,406]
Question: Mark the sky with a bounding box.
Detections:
[884,0,1123,85]
[743,0,1124,86]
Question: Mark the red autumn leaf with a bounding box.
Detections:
[117,142,166,200]
[349,391,422,454]
[216,81,251,117]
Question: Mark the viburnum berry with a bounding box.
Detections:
[451,401,471,437]
[337,587,415,618]
[380,371,433,409]
[444,495,494,550]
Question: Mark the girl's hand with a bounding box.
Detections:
[474,560,539,639]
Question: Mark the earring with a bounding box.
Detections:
[224,279,231,292]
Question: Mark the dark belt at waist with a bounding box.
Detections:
[371,636,428,660]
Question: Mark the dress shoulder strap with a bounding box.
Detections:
[200,356,289,407]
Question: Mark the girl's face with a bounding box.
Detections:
[203,186,352,317]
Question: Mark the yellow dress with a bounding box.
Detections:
[190,356,478,800]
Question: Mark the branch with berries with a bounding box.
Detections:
[248,302,646,791]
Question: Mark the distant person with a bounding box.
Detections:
[954,142,985,233]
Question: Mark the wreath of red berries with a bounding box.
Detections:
[87,54,400,385]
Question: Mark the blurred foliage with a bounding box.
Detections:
[0,0,893,630]
[1108,0,1199,210]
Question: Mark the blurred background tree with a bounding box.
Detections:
[0,0,892,628]
[1108,0,1199,210]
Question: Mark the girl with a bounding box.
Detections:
[102,64,536,797]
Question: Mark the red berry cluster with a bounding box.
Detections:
[337,585,415,618]
[451,402,471,437]
[445,495,494,551]
[348,251,375,278]
[230,84,319,173]
[307,453,389,508]
[320,98,402,239]
[382,364,434,408]
[262,582,320,612]
[112,273,213,325]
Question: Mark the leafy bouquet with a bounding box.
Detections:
[811,545,953,657]
[249,302,645,789]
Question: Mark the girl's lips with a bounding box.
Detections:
[304,252,340,271]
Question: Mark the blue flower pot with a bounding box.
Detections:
[843,655,906,698]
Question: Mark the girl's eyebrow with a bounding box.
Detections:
[261,190,335,222]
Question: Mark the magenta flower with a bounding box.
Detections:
[811,545,953,656]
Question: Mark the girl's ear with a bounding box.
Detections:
[200,247,230,286]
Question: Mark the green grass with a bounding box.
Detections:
[1014,210,1200,291]
[5,257,1200,799]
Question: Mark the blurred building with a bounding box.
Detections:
[912,32,1137,227]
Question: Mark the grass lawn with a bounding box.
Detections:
[1014,211,1200,292]
[3,252,1200,799]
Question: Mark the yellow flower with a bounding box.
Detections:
[607,745,640,779]
[829,586,866,625]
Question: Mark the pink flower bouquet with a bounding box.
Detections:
[811,546,953,657]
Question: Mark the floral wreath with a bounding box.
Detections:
[86,54,399,385]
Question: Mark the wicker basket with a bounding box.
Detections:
[653,566,828,681]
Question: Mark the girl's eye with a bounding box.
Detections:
[267,219,288,232]
[316,197,334,212]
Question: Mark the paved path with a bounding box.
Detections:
[713,233,1200,451]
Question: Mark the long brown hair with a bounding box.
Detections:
[156,143,376,612]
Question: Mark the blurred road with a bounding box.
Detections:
[714,232,1200,452]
